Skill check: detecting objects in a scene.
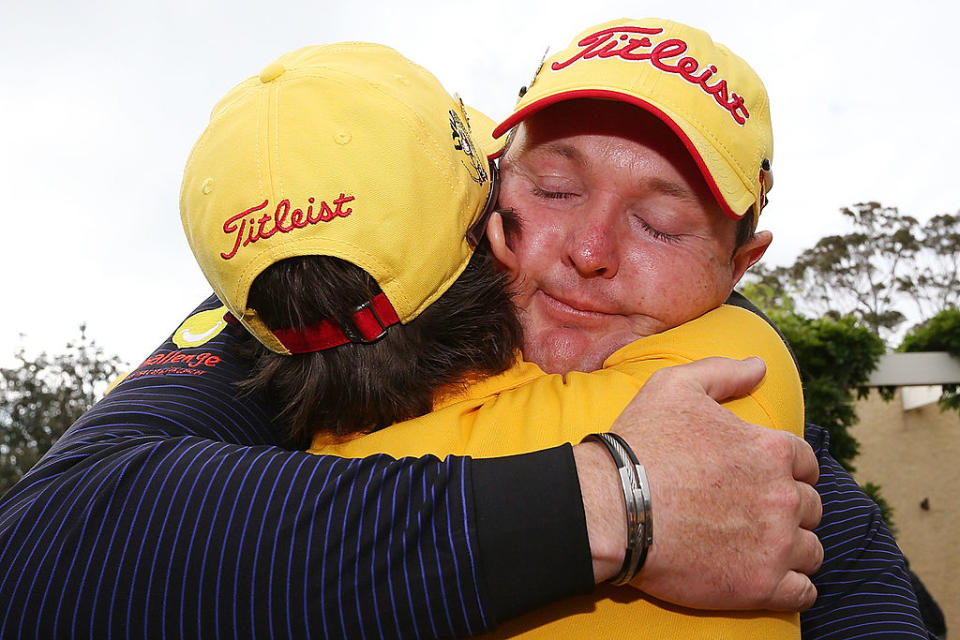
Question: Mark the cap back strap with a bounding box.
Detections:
[228,293,401,354]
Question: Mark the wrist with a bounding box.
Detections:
[583,433,652,585]
[572,440,627,583]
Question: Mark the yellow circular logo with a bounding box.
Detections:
[173,306,229,348]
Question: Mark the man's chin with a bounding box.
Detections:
[523,328,608,375]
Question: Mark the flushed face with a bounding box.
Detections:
[498,99,768,374]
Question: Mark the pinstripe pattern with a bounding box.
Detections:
[802,425,933,639]
[0,293,935,638]
[0,296,489,639]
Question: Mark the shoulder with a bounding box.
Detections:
[599,305,804,434]
[607,304,794,370]
[69,294,279,446]
[108,294,252,393]
[803,425,929,637]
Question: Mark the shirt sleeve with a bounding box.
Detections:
[0,295,592,639]
[802,424,934,640]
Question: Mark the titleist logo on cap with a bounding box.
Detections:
[220,194,355,260]
[551,26,750,125]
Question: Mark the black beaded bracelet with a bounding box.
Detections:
[583,432,653,585]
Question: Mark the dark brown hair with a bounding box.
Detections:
[239,238,521,449]
[733,209,756,255]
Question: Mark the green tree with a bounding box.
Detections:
[898,307,960,412]
[898,213,960,317]
[771,204,960,346]
[740,202,960,527]
[774,313,883,469]
[740,281,889,527]
[783,202,920,341]
[0,326,123,495]
[736,263,795,314]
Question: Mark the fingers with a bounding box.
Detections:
[667,356,767,403]
[767,571,818,612]
[797,481,823,530]
[790,434,820,486]
[790,528,825,577]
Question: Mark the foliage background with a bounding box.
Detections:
[899,308,960,412]
[0,327,123,495]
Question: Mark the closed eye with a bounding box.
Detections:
[638,217,681,244]
[533,186,575,200]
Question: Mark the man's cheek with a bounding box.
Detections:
[510,201,567,248]
[505,269,537,312]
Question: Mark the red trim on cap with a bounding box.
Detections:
[491,90,745,220]
[272,293,400,354]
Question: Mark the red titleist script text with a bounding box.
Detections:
[220,194,355,260]
[551,26,750,125]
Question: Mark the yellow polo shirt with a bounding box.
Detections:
[310,304,803,639]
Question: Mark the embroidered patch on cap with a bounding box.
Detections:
[449,109,489,185]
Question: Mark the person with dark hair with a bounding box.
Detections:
[174,19,922,639]
[177,42,523,449]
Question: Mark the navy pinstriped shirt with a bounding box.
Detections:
[0,295,590,638]
[802,424,933,639]
[0,295,932,638]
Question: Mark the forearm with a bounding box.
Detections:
[0,428,478,637]
[472,445,595,621]
[0,404,597,639]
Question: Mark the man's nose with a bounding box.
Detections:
[565,205,621,278]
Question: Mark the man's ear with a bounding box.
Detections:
[486,212,521,282]
[731,230,772,285]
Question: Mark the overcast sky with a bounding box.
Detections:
[2,0,957,365]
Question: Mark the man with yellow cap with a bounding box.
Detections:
[306,18,927,638]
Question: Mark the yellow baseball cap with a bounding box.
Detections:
[492,18,773,221]
[181,43,497,353]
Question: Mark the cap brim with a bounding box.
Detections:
[491,90,756,220]
[463,105,505,161]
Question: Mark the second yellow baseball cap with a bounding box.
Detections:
[181,43,497,353]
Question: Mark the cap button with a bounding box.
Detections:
[259,62,286,84]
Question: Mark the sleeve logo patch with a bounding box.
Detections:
[173,306,229,348]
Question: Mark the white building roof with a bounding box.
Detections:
[865,352,960,386]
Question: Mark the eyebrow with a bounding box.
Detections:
[538,141,588,167]
[643,177,697,200]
